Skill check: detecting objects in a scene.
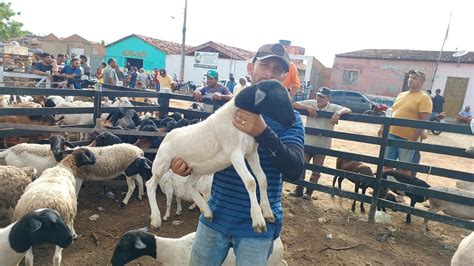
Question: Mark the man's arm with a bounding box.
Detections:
[410,112,430,141]
[293,101,317,117]
[255,127,305,180]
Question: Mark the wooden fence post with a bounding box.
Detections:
[93,84,102,127]
[368,116,391,222]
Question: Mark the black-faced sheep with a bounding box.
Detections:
[110,230,287,266]
[0,208,73,266]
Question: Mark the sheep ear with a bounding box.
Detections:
[254,88,266,106]
[134,237,147,249]
[29,219,42,232]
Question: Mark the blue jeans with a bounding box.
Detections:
[155,83,160,91]
[189,222,274,266]
[385,134,415,162]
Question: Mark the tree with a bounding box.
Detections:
[100,40,105,45]
[0,2,25,41]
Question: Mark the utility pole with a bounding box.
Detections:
[430,13,452,92]
[179,0,188,82]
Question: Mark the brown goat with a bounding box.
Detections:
[333,158,375,212]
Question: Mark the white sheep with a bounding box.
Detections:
[111,230,287,266]
[423,186,474,234]
[74,143,151,207]
[146,80,295,231]
[0,135,74,175]
[159,171,213,221]
[0,166,37,223]
[0,208,73,266]
[451,232,474,266]
[14,148,96,266]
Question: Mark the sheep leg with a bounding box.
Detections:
[331,175,339,198]
[360,187,367,213]
[53,245,63,266]
[163,190,173,221]
[68,221,78,239]
[75,178,84,199]
[405,198,416,224]
[247,151,274,223]
[185,174,213,221]
[351,183,359,212]
[135,175,144,200]
[146,166,165,228]
[176,196,182,216]
[25,248,34,266]
[120,175,136,208]
[188,202,197,210]
[231,152,267,233]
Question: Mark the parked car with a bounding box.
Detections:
[330,90,375,113]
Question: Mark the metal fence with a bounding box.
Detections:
[0,85,473,231]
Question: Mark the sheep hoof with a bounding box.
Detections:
[138,195,144,201]
[163,216,168,221]
[203,209,213,221]
[176,211,182,216]
[360,208,366,213]
[119,202,126,208]
[150,218,161,229]
[253,224,267,233]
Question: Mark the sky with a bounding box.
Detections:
[7,0,474,67]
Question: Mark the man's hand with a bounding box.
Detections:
[330,112,341,125]
[306,106,318,118]
[170,158,192,176]
[193,91,203,101]
[212,92,223,100]
[233,109,267,137]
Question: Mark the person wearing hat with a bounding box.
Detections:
[193,69,232,112]
[172,43,305,265]
[157,69,174,91]
[378,70,432,172]
[291,87,352,199]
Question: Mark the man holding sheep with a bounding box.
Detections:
[171,43,305,266]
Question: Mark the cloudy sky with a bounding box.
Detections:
[8,0,474,67]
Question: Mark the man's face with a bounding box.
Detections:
[206,76,218,87]
[72,60,81,68]
[43,56,52,65]
[110,60,117,68]
[247,57,287,83]
[160,71,166,77]
[316,94,330,107]
[408,74,424,90]
[57,56,65,64]
[80,58,86,64]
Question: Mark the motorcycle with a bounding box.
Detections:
[363,103,388,117]
[430,112,446,135]
[175,81,197,95]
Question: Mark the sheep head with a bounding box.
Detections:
[9,208,73,253]
[234,79,295,127]
[111,230,157,266]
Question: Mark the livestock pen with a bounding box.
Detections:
[0,84,473,264]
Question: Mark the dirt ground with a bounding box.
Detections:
[5,102,474,265]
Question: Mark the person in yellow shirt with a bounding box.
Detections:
[283,62,300,98]
[157,69,175,92]
[378,70,432,169]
